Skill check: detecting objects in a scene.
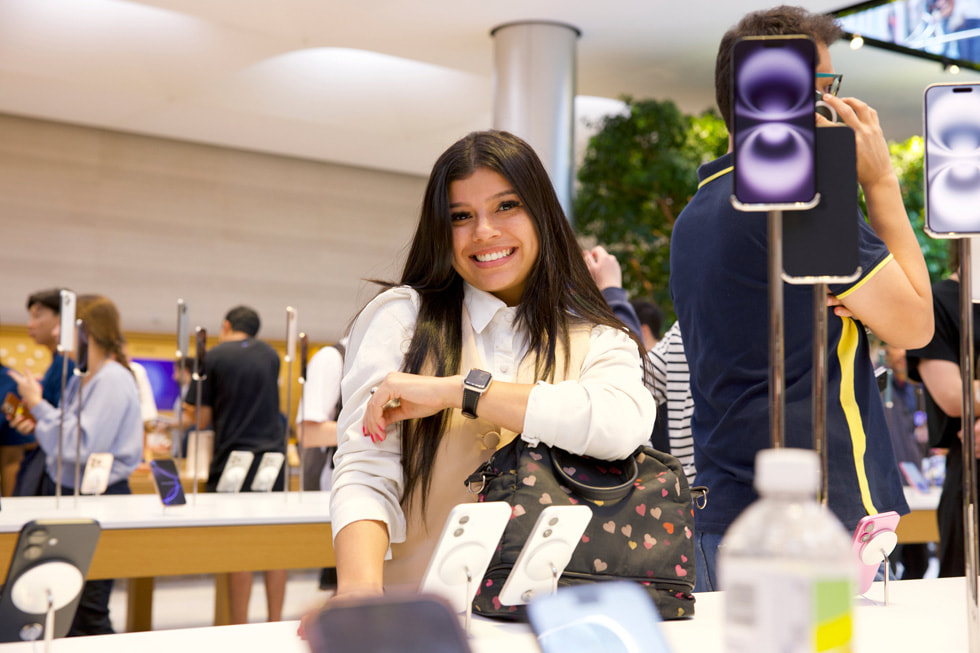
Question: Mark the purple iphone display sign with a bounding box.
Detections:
[732,36,817,206]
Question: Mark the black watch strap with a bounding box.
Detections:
[461,368,492,420]
[462,387,481,419]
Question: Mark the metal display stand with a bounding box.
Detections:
[297,333,308,496]
[958,239,980,653]
[283,307,297,500]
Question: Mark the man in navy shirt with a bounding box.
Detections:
[9,289,75,496]
[670,6,933,591]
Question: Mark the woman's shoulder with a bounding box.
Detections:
[359,286,421,322]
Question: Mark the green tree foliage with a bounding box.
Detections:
[576,102,949,321]
[574,98,727,321]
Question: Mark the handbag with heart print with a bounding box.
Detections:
[464,436,699,621]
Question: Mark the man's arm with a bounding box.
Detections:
[917,358,980,418]
[820,95,933,349]
[181,402,212,430]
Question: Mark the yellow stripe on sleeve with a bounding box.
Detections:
[836,254,893,300]
[698,166,733,189]
[836,316,878,515]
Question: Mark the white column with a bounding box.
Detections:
[491,21,580,219]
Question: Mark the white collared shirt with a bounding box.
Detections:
[329,284,656,546]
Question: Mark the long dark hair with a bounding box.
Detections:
[393,130,642,509]
[76,294,133,377]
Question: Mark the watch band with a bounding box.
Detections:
[461,368,492,419]
[462,387,481,419]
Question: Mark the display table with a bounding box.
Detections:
[897,485,941,544]
[0,493,333,632]
[0,577,969,652]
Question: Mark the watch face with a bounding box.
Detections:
[465,369,492,390]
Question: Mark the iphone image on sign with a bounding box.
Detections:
[731,35,818,209]
[924,83,980,236]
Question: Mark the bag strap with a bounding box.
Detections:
[549,447,639,503]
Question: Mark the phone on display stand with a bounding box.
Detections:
[79,453,114,495]
[58,290,76,354]
[176,299,189,358]
[149,459,187,507]
[418,501,512,614]
[924,82,980,236]
[249,452,284,492]
[731,35,819,211]
[0,519,101,642]
[498,505,593,606]
[216,451,254,493]
[285,307,298,364]
[527,581,672,653]
[193,328,207,379]
[851,511,900,595]
[781,125,861,283]
[74,322,88,375]
[311,595,471,653]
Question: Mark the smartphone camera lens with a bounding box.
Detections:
[26,529,47,545]
[24,545,42,561]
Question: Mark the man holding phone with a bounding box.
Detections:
[670,6,933,591]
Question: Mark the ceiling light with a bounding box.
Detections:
[949,64,961,74]
[850,35,864,50]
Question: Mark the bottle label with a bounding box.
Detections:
[724,561,853,653]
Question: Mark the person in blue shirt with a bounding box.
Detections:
[9,289,76,496]
[670,6,933,591]
[9,294,143,636]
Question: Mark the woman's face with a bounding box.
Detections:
[449,168,539,306]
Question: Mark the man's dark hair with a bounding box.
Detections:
[630,300,663,339]
[26,288,64,314]
[225,305,261,337]
[715,5,843,131]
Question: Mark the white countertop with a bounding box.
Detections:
[0,577,972,652]
[903,484,942,511]
[0,492,331,532]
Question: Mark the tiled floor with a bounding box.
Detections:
[107,569,329,632]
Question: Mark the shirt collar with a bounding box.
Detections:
[463,283,517,334]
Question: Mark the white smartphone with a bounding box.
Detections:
[419,501,512,614]
[498,505,593,606]
[79,453,114,495]
[286,306,298,363]
[58,290,76,353]
[249,451,285,492]
[216,451,254,493]
[527,582,671,653]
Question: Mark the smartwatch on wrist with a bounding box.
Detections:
[462,368,493,419]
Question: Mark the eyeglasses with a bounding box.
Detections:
[816,72,843,97]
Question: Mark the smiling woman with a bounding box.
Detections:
[310,130,656,611]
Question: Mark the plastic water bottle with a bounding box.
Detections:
[719,448,856,653]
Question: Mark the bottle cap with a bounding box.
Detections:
[754,448,819,495]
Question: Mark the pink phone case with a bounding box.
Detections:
[850,511,900,594]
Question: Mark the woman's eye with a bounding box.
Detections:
[451,211,471,222]
[498,200,521,212]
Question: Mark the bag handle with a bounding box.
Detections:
[549,447,639,503]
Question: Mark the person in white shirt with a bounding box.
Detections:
[319,130,656,607]
[295,339,345,491]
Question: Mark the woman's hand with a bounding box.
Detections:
[7,369,43,410]
[362,372,462,443]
